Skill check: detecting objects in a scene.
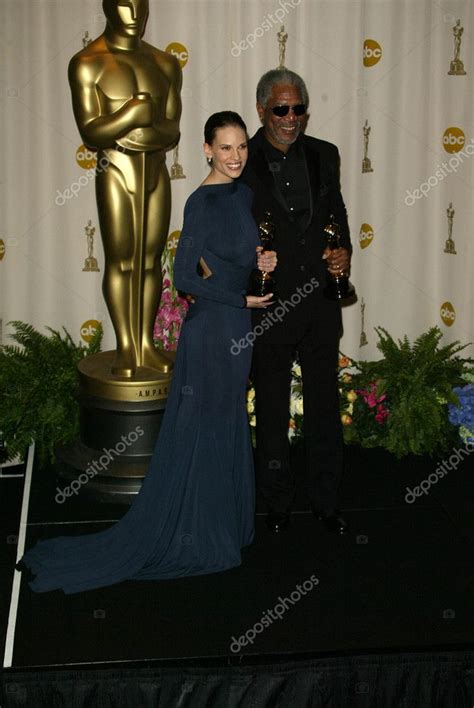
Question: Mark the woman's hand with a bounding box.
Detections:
[256,246,277,273]
[244,293,274,308]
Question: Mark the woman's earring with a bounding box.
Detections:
[207,157,212,165]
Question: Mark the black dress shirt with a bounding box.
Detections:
[262,133,310,231]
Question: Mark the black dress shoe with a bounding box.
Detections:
[15,559,35,583]
[265,512,290,533]
[313,509,349,535]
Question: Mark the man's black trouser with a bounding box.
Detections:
[252,297,343,514]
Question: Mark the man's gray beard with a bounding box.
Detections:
[268,124,300,146]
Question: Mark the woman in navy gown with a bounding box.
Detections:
[18,112,276,593]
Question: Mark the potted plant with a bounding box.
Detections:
[0,321,102,464]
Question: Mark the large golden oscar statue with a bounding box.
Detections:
[60,0,182,500]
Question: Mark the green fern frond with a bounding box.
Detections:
[346,325,471,457]
[0,321,103,464]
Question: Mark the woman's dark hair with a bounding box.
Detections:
[204,111,247,145]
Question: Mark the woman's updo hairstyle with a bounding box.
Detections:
[204,111,248,145]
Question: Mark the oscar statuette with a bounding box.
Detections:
[249,212,278,298]
[360,297,368,347]
[362,119,374,173]
[448,19,467,75]
[55,0,182,501]
[444,202,457,254]
[170,144,186,180]
[82,220,100,272]
[323,215,355,301]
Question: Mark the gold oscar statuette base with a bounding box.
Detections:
[448,59,466,75]
[444,240,457,255]
[83,256,100,272]
[78,350,175,403]
[362,157,373,173]
[56,349,176,499]
[170,163,186,180]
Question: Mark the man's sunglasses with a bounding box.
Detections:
[271,104,306,117]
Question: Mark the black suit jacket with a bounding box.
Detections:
[240,128,351,342]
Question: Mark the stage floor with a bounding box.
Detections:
[2,443,474,669]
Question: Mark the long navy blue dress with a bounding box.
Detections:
[20,181,259,593]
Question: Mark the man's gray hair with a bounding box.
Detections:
[256,69,309,109]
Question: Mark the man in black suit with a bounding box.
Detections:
[240,68,352,534]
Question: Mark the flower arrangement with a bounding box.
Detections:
[288,361,304,442]
[338,357,391,449]
[448,373,474,445]
[338,327,472,456]
[337,355,356,427]
[153,236,188,351]
[245,327,473,458]
[246,386,256,446]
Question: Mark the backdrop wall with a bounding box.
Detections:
[1,0,472,360]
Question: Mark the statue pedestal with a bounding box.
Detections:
[170,162,186,180]
[444,239,457,254]
[57,350,175,503]
[82,256,100,272]
[362,157,373,173]
[448,59,466,75]
[77,350,173,402]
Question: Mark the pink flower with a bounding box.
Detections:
[375,404,389,424]
[359,381,386,408]
[154,278,189,350]
[365,392,378,408]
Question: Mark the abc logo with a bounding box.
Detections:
[440,302,456,326]
[166,230,181,255]
[76,144,97,169]
[359,223,374,249]
[363,39,382,67]
[166,42,189,68]
[442,127,465,154]
[0,239,5,261]
[80,319,101,343]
